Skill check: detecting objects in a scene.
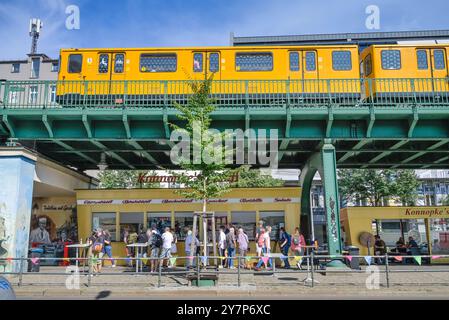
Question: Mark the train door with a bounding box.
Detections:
[192,51,221,94]
[96,52,126,102]
[416,48,449,93]
[300,50,319,94]
[287,51,301,95]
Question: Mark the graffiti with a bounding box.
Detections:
[329,197,339,243]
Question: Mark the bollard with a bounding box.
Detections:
[237,257,241,287]
[158,257,162,288]
[385,253,390,288]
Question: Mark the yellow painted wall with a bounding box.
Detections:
[341,206,449,257]
[76,187,301,265]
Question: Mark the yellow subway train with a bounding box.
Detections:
[56,44,449,105]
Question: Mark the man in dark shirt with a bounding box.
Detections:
[374,235,386,264]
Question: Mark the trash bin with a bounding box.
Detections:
[28,248,43,272]
[346,246,360,270]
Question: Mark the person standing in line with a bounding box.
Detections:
[218,226,227,269]
[185,229,200,269]
[160,227,174,268]
[170,230,178,267]
[255,220,264,257]
[279,227,291,269]
[291,227,306,269]
[89,228,105,276]
[102,229,116,268]
[148,228,162,273]
[226,227,236,269]
[237,227,249,269]
[255,226,273,270]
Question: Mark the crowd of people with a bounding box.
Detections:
[85,221,309,275]
[374,234,422,264]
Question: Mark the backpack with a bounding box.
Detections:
[92,239,104,253]
[151,233,162,248]
[137,233,148,244]
[257,233,265,247]
[127,232,138,244]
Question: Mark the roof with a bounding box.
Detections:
[0,53,58,64]
[232,30,449,46]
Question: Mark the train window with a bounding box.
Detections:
[332,51,352,71]
[209,53,219,73]
[193,53,203,72]
[289,52,299,71]
[235,52,273,71]
[365,54,372,76]
[68,54,82,73]
[417,50,428,70]
[305,51,316,71]
[98,54,109,73]
[434,49,446,70]
[140,53,177,72]
[114,54,125,73]
[381,50,401,70]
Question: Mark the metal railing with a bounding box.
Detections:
[1,253,449,289]
[1,78,449,109]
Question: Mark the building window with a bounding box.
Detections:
[51,62,59,72]
[434,49,446,70]
[140,54,177,72]
[49,85,56,103]
[209,53,219,73]
[147,212,171,235]
[305,51,316,71]
[259,211,285,241]
[231,211,256,240]
[417,50,428,70]
[68,54,82,73]
[114,54,125,73]
[29,86,38,103]
[289,52,299,71]
[119,212,144,241]
[92,212,117,241]
[365,54,372,76]
[11,63,20,73]
[98,54,109,73]
[235,52,273,71]
[381,50,401,70]
[31,58,40,78]
[193,53,203,72]
[332,51,352,71]
[174,212,194,240]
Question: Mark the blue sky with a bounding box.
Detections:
[0,0,448,59]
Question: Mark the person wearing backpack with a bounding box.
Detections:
[102,229,116,268]
[291,227,306,269]
[89,228,105,276]
[279,227,291,269]
[148,228,162,273]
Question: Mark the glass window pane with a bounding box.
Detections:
[51,62,58,72]
[434,49,446,70]
[147,212,171,235]
[212,212,228,233]
[11,63,20,73]
[381,50,401,70]
[332,51,352,71]
[98,54,109,73]
[289,52,299,71]
[28,86,38,103]
[92,212,117,241]
[174,211,194,240]
[31,58,40,78]
[209,53,219,73]
[259,211,285,240]
[114,54,124,73]
[119,212,144,241]
[231,211,256,240]
[417,50,428,70]
[193,53,203,72]
[235,52,273,71]
[140,54,177,72]
[305,51,316,71]
[68,54,82,73]
[430,218,449,254]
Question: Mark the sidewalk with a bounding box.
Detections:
[5,265,449,299]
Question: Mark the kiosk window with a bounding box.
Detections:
[92,212,117,241]
[231,211,256,240]
[119,212,144,241]
[147,212,171,235]
[430,218,449,255]
[68,54,82,73]
[175,212,194,240]
[259,211,285,241]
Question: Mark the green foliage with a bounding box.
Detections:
[98,170,159,189]
[339,169,420,206]
[169,77,239,207]
[233,166,284,188]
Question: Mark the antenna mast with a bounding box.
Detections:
[29,18,43,54]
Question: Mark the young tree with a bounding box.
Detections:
[392,170,420,206]
[233,166,284,188]
[98,170,159,189]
